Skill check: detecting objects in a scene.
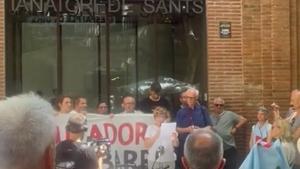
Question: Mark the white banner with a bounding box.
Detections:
[56,113,154,169]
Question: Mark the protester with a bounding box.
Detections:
[249,106,272,149]
[240,119,295,169]
[70,96,88,116]
[54,96,73,124]
[96,101,109,114]
[0,93,55,169]
[176,88,212,169]
[121,95,143,114]
[267,90,300,169]
[144,106,178,169]
[55,95,73,114]
[182,128,225,169]
[139,81,171,113]
[286,89,299,120]
[56,113,98,169]
[210,97,247,169]
[270,89,299,121]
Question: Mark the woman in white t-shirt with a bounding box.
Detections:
[144,106,178,169]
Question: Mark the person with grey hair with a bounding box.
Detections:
[249,106,272,148]
[210,97,247,169]
[0,93,55,169]
[182,128,225,169]
[176,88,212,169]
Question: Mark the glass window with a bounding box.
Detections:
[61,23,100,108]
[6,1,208,112]
[21,23,57,99]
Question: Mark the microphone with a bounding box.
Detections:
[155,145,165,160]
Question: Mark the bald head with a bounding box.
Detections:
[183,129,223,169]
[290,89,299,107]
[293,90,300,110]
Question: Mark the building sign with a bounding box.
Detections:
[10,0,205,16]
[219,21,231,38]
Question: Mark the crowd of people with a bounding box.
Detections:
[1,82,300,169]
[0,92,224,169]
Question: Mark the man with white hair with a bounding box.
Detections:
[182,128,225,169]
[0,93,55,169]
[176,88,212,169]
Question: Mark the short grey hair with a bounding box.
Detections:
[0,93,55,169]
[213,97,225,105]
[184,128,223,169]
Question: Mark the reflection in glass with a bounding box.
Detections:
[62,23,100,108]
[22,23,57,98]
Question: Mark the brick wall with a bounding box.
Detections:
[206,0,246,160]
[0,0,5,98]
[206,0,299,162]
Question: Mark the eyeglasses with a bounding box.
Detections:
[214,104,224,107]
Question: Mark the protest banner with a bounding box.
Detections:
[56,113,154,169]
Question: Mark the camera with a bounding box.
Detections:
[84,137,111,159]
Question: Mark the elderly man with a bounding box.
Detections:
[182,128,225,169]
[121,95,143,114]
[176,88,212,168]
[210,97,247,169]
[0,93,55,169]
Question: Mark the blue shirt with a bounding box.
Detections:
[176,105,212,153]
[176,105,211,128]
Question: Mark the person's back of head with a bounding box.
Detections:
[65,113,87,141]
[57,114,97,169]
[182,128,224,169]
[0,93,55,169]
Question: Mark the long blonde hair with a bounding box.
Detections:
[273,119,293,142]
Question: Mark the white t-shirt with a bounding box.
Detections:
[145,124,176,162]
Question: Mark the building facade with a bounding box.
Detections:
[0,0,300,159]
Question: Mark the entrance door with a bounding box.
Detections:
[6,1,208,113]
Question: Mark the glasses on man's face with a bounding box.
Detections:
[214,104,224,107]
[186,96,196,100]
